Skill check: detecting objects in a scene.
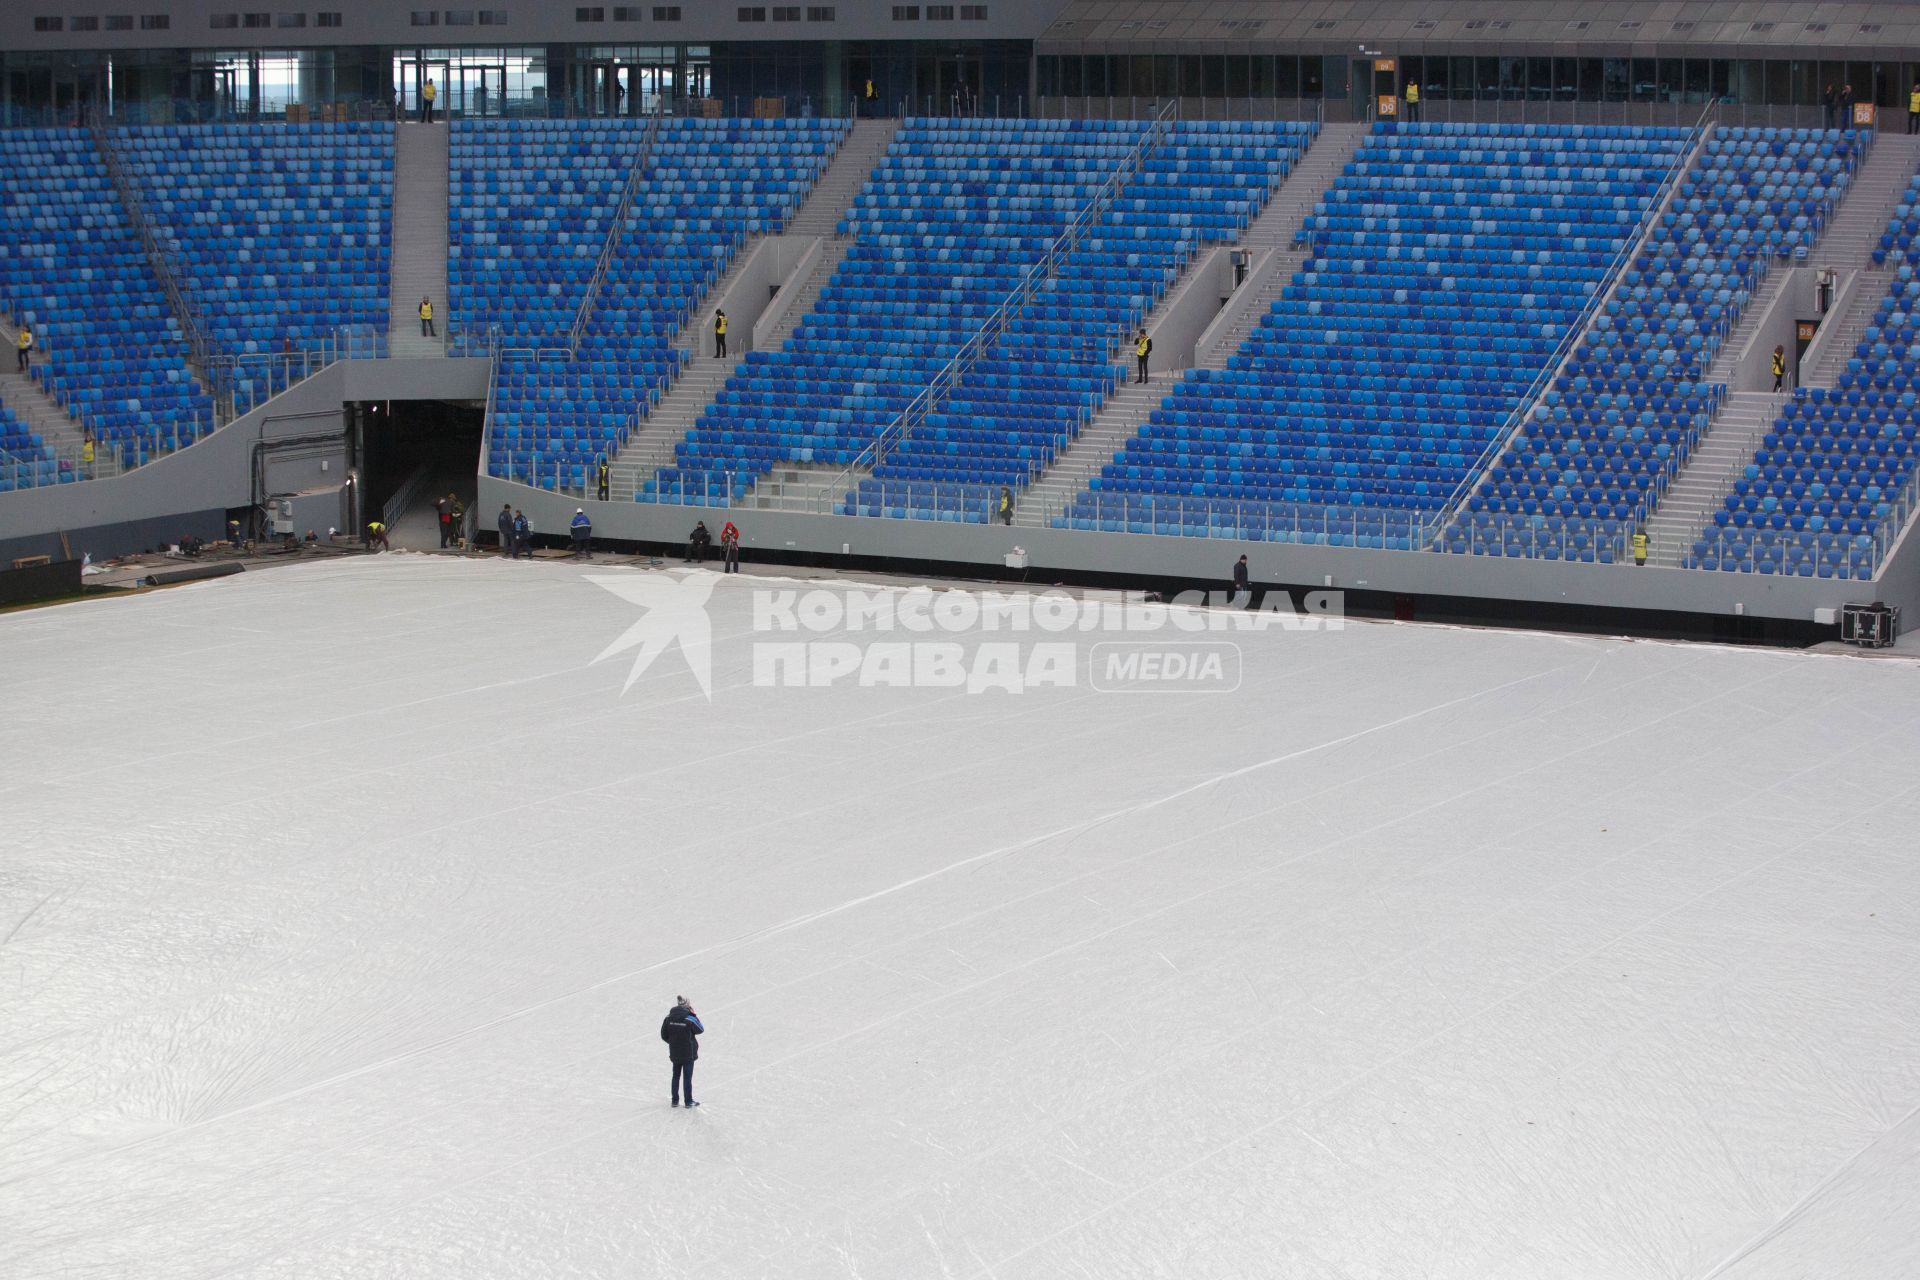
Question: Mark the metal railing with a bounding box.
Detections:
[568,105,667,352]
[1422,98,1722,551]
[380,462,435,530]
[87,116,213,377]
[1038,491,1437,549]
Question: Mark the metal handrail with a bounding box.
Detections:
[569,104,667,352]
[89,117,213,376]
[809,100,1180,510]
[1423,98,1722,549]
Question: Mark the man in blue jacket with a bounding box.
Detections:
[661,996,704,1107]
[570,508,592,558]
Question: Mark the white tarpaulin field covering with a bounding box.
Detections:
[2,555,1918,1278]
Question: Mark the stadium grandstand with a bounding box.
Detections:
[3,0,1920,639]
[10,6,1920,1278]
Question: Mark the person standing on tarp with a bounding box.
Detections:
[661,996,704,1108]
[1230,553,1250,605]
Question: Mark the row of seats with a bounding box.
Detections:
[0,129,213,463]
[479,119,847,488]
[1698,169,1920,578]
[849,121,1315,521]
[655,118,1155,504]
[1069,122,1689,542]
[116,123,394,362]
[1447,125,1862,561]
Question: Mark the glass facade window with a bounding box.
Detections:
[960,5,986,18]
[652,6,679,19]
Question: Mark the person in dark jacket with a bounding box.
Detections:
[497,503,515,554]
[1840,83,1856,131]
[661,996,704,1107]
[570,507,592,557]
[1823,83,1838,130]
[512,509,532,559]
[687,520,712,563]
[1230,553,1250,605]
[596,456,610,502]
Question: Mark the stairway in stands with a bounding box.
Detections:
[607,118,896,501]
[389,121,450,358]
[0,316,94,467]
[1641,390,1781,565]
[1799,133,1920,388]
[1014,122,1368,529]
[1645,133,1920,564]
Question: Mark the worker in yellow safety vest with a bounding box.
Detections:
[1909,83,1920,135]
[419,296,435,338]
[1404,80,1420,123]
[1632,530,1648,566]
[1133,328,1152,384]
[421,78,437,124]
[1772,344,1787,392]
[714,309,728,358]
[80,435,94,477]
[15,323,32,374]
[367,520,390,551]
[864,78,877,117]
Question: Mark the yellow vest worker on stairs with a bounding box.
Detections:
[714,309,728,358]
[15,324,32,374]
[1633,529,1648,567]
[1134,328,1152,384]
[1404,81,1420,123]
[419,296,435,338]
[1909,84,1920,135]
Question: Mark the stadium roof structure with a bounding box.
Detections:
[1038,0,1920,54]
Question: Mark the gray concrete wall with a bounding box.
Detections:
[750,236,826,353]
[1145,247,1233,372]
[1721,266,1821,392]
[0,357,491,563]
[712,236,821,356]
[480,471,1920,628]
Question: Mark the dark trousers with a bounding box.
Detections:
[1774,371,1785,392]
[724,542,739,573]
[498,526,513,553]
[439,516,453,547]
[572,529,590,556]
[715,333,727,358]
[1404,101,1419,122]
[672,1060,695,1105]
[421,101,435,124]
[15,349,26,373]
[597,477,609,501]
[1136,356,1149,383]
[421,318,435,336]
[688,541,707,562]
[1909,111,1919,135]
